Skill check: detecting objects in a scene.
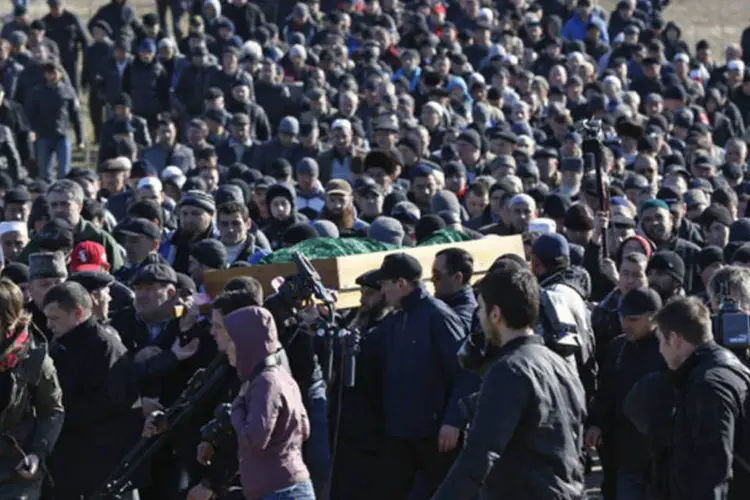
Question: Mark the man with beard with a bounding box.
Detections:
[647,250,686,302]
[639,199,700,293]
[506,194,538,234]
[329,269,390,500]
[320,180,369,237]
[160,190,215,274]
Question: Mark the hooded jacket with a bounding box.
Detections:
[227,306,310,500]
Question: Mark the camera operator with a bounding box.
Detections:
[0,278,64,500]
[433,266,586,499]
[184,277,269,500]
[626,297,750,499]
[706,265,750,364]
[530,233,597,400]
[371,252,476,498]
[225,305,314,499]
[328,269,389,500]
[109,262,215,500]
[44,281,142,499]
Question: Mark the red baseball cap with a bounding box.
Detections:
[69,241,110,273]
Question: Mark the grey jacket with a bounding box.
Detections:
[140,142,196,174]
[0,60,23,99]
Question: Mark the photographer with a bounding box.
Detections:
[185,277,268,500]
[0,278,64,500]
[329,269,389,500]
[433,266,586,499]
[225,305,314,499]
[109,263,215,499]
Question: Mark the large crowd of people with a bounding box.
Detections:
[0,0,750,498]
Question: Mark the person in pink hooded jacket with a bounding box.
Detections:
[225,305,314,500]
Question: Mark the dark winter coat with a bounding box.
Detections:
[124,58,170,119]
[432,335,587,500]
[588,332,667,476]
[0,333,63,488]
[372,285,477,438]
[25,81,82,142]
[47,317,141,498]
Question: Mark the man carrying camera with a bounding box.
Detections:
[329,269,389,500]
[109,263,214,499]
[433,266,586,499]
[633,297,750,499]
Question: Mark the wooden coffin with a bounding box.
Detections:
[203,234,525,309]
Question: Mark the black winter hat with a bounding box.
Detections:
[190,239,227,269]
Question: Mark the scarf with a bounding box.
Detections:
[0,320,30,373]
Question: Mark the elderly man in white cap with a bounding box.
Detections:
[0,221,27,263]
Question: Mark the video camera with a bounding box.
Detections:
[200,403,233,447]
[712,294,750,349]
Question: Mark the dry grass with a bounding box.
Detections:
[599,0,745,54]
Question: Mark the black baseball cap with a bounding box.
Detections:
[356,269,382,290]
[618,287,662,317]
[378,253,422,281]
[647,250,685,284]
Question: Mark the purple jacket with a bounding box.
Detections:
[227,306,310,500]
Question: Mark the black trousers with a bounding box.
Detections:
[379,436,459,500]
[330,438,381,500]
[88,92,106,143]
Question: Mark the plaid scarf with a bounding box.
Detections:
[0,320,30,373]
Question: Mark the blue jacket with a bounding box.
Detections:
[561,13,609,45]
[440,287,477,333]
[373,285,477,438]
